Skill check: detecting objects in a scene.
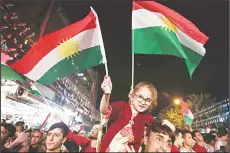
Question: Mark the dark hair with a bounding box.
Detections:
[32,129,43,138]
[48,122,69,137]
[204,133,216,144]
[146,121,174,138]
[181,129,192,138]
[15,121,25,126]
[217,128,228,137]
[1,123,16,137]
[210,130,217,135]
[191,130,200,140]
[15,121,24,131]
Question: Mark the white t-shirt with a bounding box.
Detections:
[204,143,215,152]
[215,138,227,151]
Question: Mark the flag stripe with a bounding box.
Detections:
[133,27,204,75]
[21,28,100,80]
[36,46,102,85]
[133,1,208,45]
[1,63,25,82]
[184,115,193,126]
[132,9,205,56]
[9,11,96,74]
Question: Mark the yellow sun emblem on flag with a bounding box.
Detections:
[160,16,178,32]
[57,37,81,59]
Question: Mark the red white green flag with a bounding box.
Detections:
[132,1,209,78]
[181,99,194,126]
[9,7,107,85]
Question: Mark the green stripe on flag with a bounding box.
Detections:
[132,27,204,77]
[184,114,193,126]
[37,46,103,85]
[1,63,25,82]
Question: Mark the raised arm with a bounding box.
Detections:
[100,76,112,115]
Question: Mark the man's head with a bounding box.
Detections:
[129,82,158,113]
[1,123,16,144]
[144,121,173,152]
[217,128,228,141]
[88,122,100,139]
[31,129,43,147]
[181,130,195,148]
[172,128,184,147]
[192,130,204,143]
[15,121,25,137]
[210,130,218,141]
[46,122,69,152]
[204,133,216,145]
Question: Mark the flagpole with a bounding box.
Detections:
[131,12,135,89]
[131,53,134,89]
[90,7,109,76]
[39,0,54,39]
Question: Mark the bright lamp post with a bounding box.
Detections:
[160,98,182,113]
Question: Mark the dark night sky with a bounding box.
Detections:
[61,0,229,115]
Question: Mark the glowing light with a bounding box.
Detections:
[174,99,181,105]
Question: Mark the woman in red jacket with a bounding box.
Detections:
[99,76,158,152]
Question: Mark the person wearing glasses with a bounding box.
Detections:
[98,76,158,152]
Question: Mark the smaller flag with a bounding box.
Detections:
[1,62,25,82]
[180,100,194,126]
[27,81,42,97]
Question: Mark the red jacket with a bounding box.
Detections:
[67,131,96,152]
[99,101,154,152]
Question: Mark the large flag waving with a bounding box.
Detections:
[9,8,107,85]
[181,99,194,126]
[132,1,209,78]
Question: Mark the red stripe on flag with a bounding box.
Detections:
[181,100,189,114]
[133,1,209,45]
[9,11,96,74]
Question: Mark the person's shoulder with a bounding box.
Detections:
[111,101,128,104]
[111,101,129,107]
[110,101,129,111]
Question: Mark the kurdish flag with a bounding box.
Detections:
[132,1,209,77]
[181,99,194,126]
[9,7,106,85]
[1,62,43,97]
[1,62,25,82]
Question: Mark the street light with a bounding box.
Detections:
[174,98,181,105]
[159,98,182,113]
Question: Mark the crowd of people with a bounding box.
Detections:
[1,76,229,152]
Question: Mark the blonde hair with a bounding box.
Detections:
[132,82,158,112]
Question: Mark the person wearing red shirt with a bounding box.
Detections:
[171,128,184,152]
[99,76,157,152]
[67,122,100,152]
[192,130,207,153]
